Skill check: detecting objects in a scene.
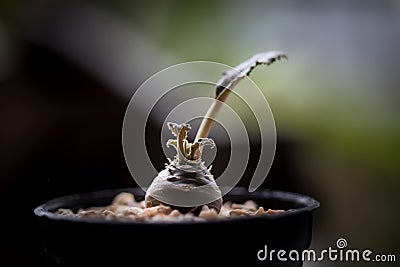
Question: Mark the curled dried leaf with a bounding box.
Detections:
[195,51,287,141]
[215,51,287,97]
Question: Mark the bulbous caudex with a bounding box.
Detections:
[145,51,287,214]
[145,122,222,213]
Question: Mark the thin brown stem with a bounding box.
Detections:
[194,88,232,141]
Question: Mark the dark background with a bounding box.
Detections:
[0,0,399,266]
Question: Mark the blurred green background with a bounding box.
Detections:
[0,0,399,266]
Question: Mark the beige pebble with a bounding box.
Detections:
[199,207,219,219]
[122,207,143,216]
[243,200,258,211]
[170,209,181,217]
[229,209,253,217]
[255,207,265,215]
[142,204,171,217]
[266,209,285,215]
[56,208,74,216]
[112,192,136,206]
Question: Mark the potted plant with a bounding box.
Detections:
[34,51,319,267]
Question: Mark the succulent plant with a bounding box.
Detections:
[145,51,287,214]
[145,122,222,213]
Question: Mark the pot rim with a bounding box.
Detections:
[34,187,320,226]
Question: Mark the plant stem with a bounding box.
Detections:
[194,88,233,141]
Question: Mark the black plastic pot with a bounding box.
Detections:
[34,187,319,267]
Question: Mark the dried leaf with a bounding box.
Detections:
[215,51,287,97]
